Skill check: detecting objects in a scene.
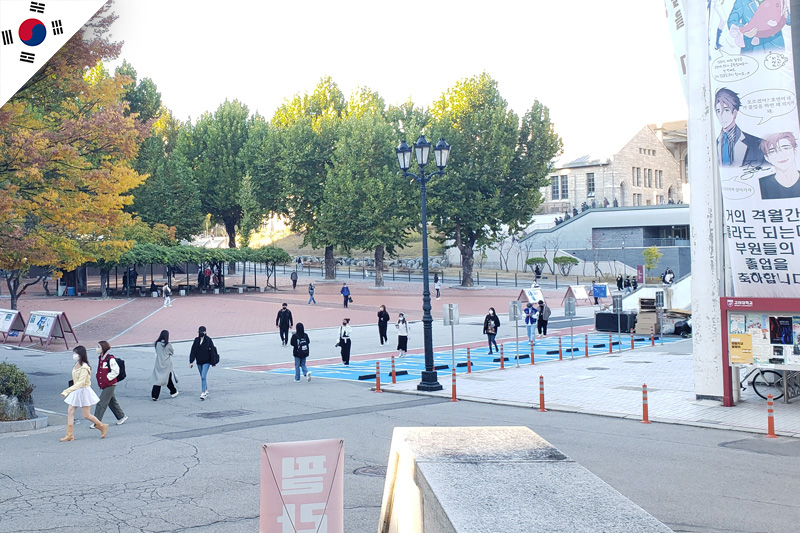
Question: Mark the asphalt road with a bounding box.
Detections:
[2,336,799,533]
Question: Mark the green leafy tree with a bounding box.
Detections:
[643,246,663,278]
[553,255,579,276]
[115,60,162,123]
[272,77,346,279]
[237,174,261,248]
[428,73,562,286]
[242,115,283,225]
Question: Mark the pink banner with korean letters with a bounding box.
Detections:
[260,439,344,533]
[709,0,800,298]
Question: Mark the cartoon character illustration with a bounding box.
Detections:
[728,0,790,52]
[715,88,766,168]
[758,132,800,199]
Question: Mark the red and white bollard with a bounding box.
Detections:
[391,354,397,384]
[650,326,655,347]
[467,348,472,374]
[608,333,613,354]
[538,375,547,412]
[375,361,382,393]
[500,344,505,369]
[530,343,535,365]
[630,333,635,350]
[767,394,778,438]
[641,383,651,424]
[584,334,589,357]
[451,368,458,402]
[558,337,563,361]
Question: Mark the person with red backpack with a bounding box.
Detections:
[94,340,128,426]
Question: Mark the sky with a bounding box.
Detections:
[108,0,687,163]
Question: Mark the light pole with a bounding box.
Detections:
[396,135,451,391]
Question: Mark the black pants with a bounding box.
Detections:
[538,320,548,335]
[152,374,177,400]
[340,339,351,365]
[279,327,290,345]
[292,279,297,289]
[343,295,349,308]
[378,323,388,344]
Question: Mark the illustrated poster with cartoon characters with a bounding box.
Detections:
[709,0,800,298]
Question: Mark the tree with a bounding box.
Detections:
[237,174,261,248]
[115,60,162,123]
[321,91,417,286]
[553,256,579,276]
[191,99,251,249]
[272,77,346,279]
[643,246,663,279]
[429,73,562,286]
[0,6,147,309]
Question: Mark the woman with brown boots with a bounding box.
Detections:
[60,345,108,441]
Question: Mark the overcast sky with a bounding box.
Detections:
[109,0,687,163]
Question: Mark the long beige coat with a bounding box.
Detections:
[149,341,175,386]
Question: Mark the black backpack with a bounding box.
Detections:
[106,355,127,382]
[296,335,309,357]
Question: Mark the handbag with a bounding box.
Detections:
[348,296,353,303]
[211,346,220,366]
[68,380,74,387]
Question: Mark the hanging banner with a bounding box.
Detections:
[260,439,344,533]
[664,0,688,102]
[709,1,800,298]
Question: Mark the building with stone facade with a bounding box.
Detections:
[538,123,687,215]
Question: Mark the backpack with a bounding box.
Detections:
[296,335,309,357]
[106,355,126,382]
[164,286,171,296]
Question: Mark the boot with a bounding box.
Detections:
[60,424,74,442]
[94,421,109,438]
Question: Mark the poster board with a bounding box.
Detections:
[518,288,545,305]
[261,438,344,533]
[21,311,78,350]
[561,285,592,306]
[0,309,26,345]
[591,283,609,299]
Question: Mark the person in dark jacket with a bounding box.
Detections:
[308,282,317,304]
[189,326,217,400]
[290,270,298,289]
[616,274,623,292]
[483,307,500,354]
[276,303,294,346]
[377,305,390,345]
[537,300,552,337]
[290,323,311,382]
[340,283,351,308]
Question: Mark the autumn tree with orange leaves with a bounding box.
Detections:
[0,5,148,309]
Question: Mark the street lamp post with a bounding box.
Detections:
[396,135,451,391]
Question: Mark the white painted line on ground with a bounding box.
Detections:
[108,305,164,342]
[73,299,135,327]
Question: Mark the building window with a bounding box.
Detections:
[657,170,663,188]
[561,175,569,199]
[636,167,642,187]
[551,176,559,200]
[586,173,595,197]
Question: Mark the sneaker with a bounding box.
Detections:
[116,416,128,425]
[90,423,96,429]
[294,378,300,382]
[152,398,158,401]
[307,372,312,382]
[171,392,179,398]
[200,392,207,400]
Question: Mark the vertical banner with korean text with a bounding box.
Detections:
[260,439,344,533]
[709,1,800,298]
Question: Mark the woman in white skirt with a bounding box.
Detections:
[60,345,108,441]
[396,313,410,357]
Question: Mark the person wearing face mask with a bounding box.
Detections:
[396,313,410,357]
[483,307,501,354]
[189,326,218,400]
[276,303,294,347]
[377,305,390,345]
[60,345,108,441]
[150,330,178,401]
[523,302,538,344]
[337,318,352,365]
[537,300,552,337]
[93,340,127,426]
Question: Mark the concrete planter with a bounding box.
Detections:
[0,416,48,433]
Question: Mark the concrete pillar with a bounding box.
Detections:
[687,2,724,401]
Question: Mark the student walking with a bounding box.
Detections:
[377,305,390,345]
[396,313,410,357]
[60,345,108,441]
[290,323,312,382]
[163,283,172,307]
[537,300,552,337]
[308,282,317,304]
[276,303,294,346]
[340,283,351,308]
[523,302,538,343]
[337,318,352,365]
[616,274,623,292]
[189,326,218,400]
[623,276,632,295]
[290,270,298,289]
[434,279,441,300]
[150,330,178,400]
[483,308,500,354]
[94,340,127,426]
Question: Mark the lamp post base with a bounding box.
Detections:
[417,371,443,391]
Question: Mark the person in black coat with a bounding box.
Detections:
[289,323,311,382]
[189,326,217,400]
[483,307,501,354]
[276,303,294,346]
[377,305,390,345]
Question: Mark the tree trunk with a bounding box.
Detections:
[374,245,385,287]
[100,270,109,299]
[460,245,475,287]
[7,276,19,310]
[224,217,237,274]
[324,246,335,280]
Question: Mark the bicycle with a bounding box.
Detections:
[739,367,784,400]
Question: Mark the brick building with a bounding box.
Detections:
[539,124,685,215]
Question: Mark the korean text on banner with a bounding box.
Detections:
[260,439,344,533]
[709,0,800,298]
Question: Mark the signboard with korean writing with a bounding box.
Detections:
[518,288,544,305]
[592,283,609,299]
[722,298,800,369]
[261,438,344,533]
[21,311,77,349]
[709,1,800,298]
[0,309,25,344]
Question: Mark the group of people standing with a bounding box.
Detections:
[482,300,551,353]
[616,274,638,295]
